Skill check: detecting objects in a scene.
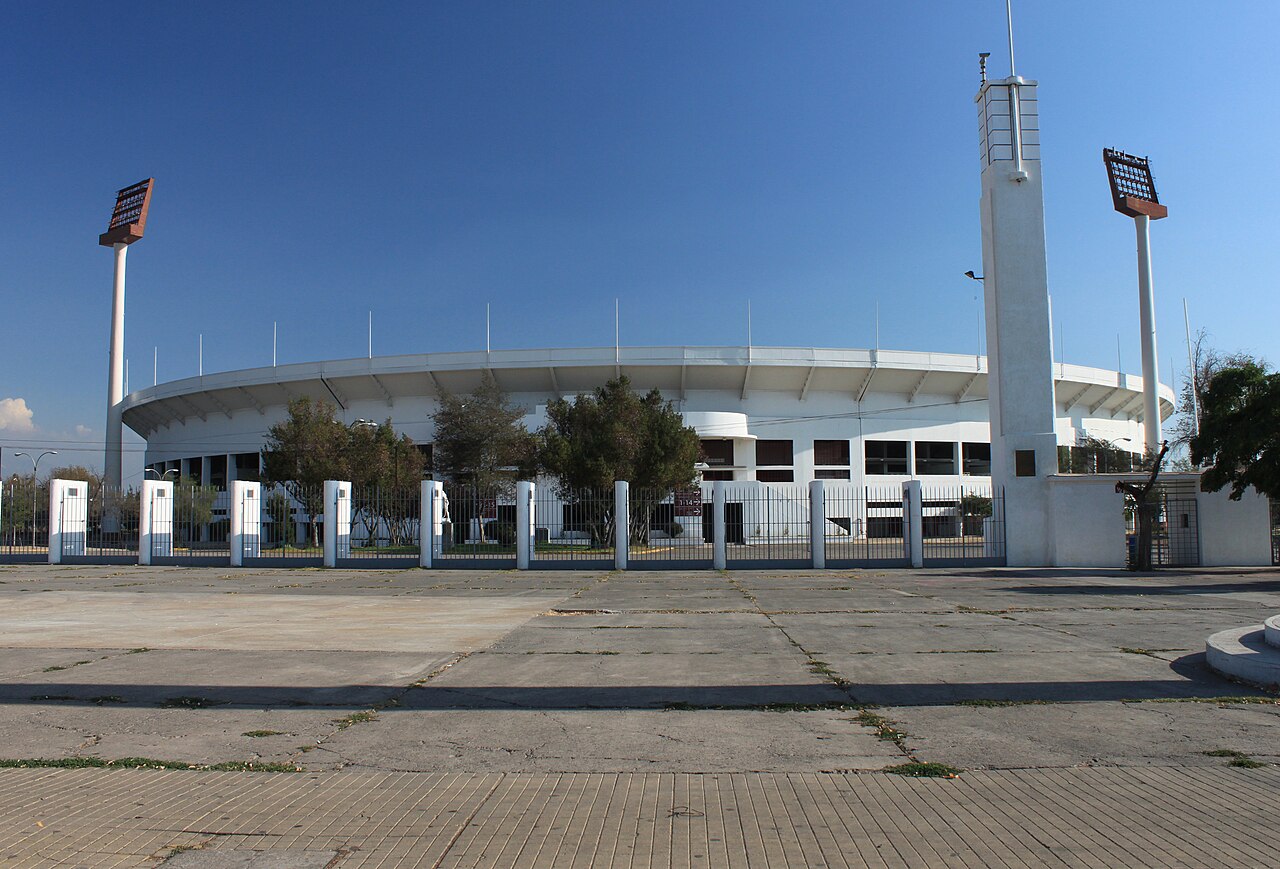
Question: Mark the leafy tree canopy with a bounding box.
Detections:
[1190,360,1280,500]
[261,396,351,496]
[431,372,536,489]
[539,376,700,496]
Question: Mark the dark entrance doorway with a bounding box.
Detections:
[700,501,746,544]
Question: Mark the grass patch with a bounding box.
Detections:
[1204,749,1267,768]
[242,730,287,738]
[854,709,908,743]
[42,660,91,673]
[334,710,378,729]
[127,647,151,654]
[1139,695,1278,705]
[89,696,126,705]
[920,649,999,654]
[159,696,228,709]
[1118,647,1179,658]
[884,761,962,778]
[30,695,75,702]
[660,700,855,713]
[956,698,1057,708]
[0,757,299,772]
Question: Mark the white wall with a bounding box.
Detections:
[1046,476,1127,568]
[1197,485,1273,567]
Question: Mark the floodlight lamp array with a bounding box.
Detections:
[1103,149,1167,219]
[99,178,155,246]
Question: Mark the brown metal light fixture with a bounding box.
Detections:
[99,178,155,246]
[1102,149,1167,220]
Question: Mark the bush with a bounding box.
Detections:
[654,521,684,538]
[486,521,516,545]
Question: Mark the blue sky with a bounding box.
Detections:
[2,1,1278,481]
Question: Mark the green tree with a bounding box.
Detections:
[1114,442,1172,572]
[1191,360,1280,500]
[265,488,295,548]
[261,397,350,546]
[174,476,218,546]
[539,376,700,544]
[347,420,426,548]
[1171,329,1263,454]
[432,373,536,543]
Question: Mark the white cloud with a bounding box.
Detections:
[0,398,35,433]
[75,424,92,437]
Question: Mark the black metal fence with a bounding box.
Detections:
[344,486,421,564]
[151,485,229,565]
[61,486,140,562]
[919,486,1005,566]
[533,487,615,567]
[722,484,811,567]
[627,487,713,568]
[1272,499,1279,566]
[1,476,50,560]
[433,485,517,566]
[1124,480,1200,568]
[824,486,910,567]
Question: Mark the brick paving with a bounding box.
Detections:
[2,766,1277,868]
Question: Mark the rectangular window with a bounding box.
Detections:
[813,439,850,466]
[701,470,733,481]
[1015,449,1037,477]
[864,440,908,475]
[962,442,991,476]
[234,453,260,482]
[756,469,794,483]
[755,439,793,466]
[700,439,735,467]
[915,441,957,475]
[815,469,851,480]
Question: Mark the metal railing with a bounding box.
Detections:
[824,486,910,567]
[434,485,517,565]
[1124,480,1200,568]
[919,486,1005,566]
[1,477,50,559]
[151,485,229,564]
[627,487,712,567]
[1272,499,1279,566]
[346,486,421,562]
[534,487,615,566]
[63,486,139,560]
[723,484,811,567]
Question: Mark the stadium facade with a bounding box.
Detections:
[121,344,1172,490]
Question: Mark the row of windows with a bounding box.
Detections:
[700,439,992,477]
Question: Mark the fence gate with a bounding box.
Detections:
[0,477,50,563]
[1124,478,1200,567]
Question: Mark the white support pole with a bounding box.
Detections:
[1135,214,1161,453]
[229,480,261,566]
[323,480,351,566]
[712,481,727,570]
[903,480,924,569]
[516,481,534,570]
[809,479,826,569]
[139,480,173,565]
[104,243,128,488]
[1183,298,1199,440]
[614,481,629,570]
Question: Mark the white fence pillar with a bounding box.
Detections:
[810,479,826,569]
[420,481,446,568]
[712,481,727,570]
[229,480,261,566]
[323,480,351,567]
[139,480,174,564]
[615,480,629,570]
[903,480,924,568]
[516,481,535,569]
[48,479,87,564]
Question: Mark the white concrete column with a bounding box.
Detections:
[1135,214,1161,453]
[323,480,351,566]
[225,453,238,486]
[420,481,445,568]
[903,480,924,569]
[516,481,535,569]
[809,479,826,569]
[614,481,629,570]
[712,481,727,570]
[48,479,88,564]
[139,480,173,564]
[229,480,261,566]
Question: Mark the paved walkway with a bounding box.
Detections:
[5,766,1279,867]
[1,564,1278,866]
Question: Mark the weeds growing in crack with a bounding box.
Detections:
[0,757,300,772]
[159,696,227,709]
[1205,749,1267,768]
[854,709,908,743]
[242,730,287,738]
[956,698,1057,707]
[333,710,378,729]
[884,761,962,778]
[1118,647,1180,657]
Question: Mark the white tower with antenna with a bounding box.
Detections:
[976,11,1058,565]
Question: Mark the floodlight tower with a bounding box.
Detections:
[99,179,154,488]
[1103,149,1167,454]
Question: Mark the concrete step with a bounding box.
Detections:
[1265,614,1280,649]
[1206,624,1280,691]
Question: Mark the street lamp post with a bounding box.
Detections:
[12,450,58,547]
